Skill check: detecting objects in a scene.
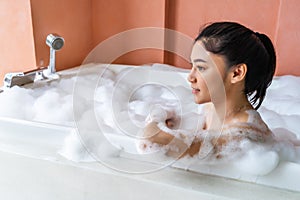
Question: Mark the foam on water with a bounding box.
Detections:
[0,64,300,176]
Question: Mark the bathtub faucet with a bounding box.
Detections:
[3,34,64,88]
[42,33,65,79]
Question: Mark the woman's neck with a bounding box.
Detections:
[206,92,253,129]
[225,92,252,117]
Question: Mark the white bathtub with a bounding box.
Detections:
[0,64,300,199]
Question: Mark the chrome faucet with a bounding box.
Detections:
[3,34,64,88]
[4,71,39,88]
[42,34,64,79]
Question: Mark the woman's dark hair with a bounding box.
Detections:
[195,22,276,109]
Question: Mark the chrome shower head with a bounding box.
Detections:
[46,34,64,50]
[43,33,64,78]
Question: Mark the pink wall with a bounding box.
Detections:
[91,0,166,65]
[30,0,93,71]
[167,0,300,76]
[31,0,165,69]
[1,0,300,83]
[275,0,300,75]
[166,0,283,72]
[0,0,36,81]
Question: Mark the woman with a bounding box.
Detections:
[139,22,277,161]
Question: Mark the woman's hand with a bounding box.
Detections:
[143,114,204,158]
[143,121,187,156]
[165,118,177,129]
[143,122,174,145]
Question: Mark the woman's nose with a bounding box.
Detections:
[188,69,196,83]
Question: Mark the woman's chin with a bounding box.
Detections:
[194,97,208,104]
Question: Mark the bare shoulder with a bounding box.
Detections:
[225,109,250,124]
[225,109,272,139]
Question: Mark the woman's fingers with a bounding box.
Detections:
[165,118,175,128]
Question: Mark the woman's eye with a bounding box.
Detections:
[196,66,206,71]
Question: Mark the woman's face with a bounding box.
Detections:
[188,41,228,104]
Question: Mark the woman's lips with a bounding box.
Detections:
[192,88,200,94]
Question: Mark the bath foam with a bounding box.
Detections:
[59,129,95,162]
[0,63,300,177]
[0,86,35,119]
[136,98,299,177]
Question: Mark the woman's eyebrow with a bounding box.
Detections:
[193,59,207,63]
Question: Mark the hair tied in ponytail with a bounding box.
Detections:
[255,32,262,41]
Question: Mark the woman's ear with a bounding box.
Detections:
[230,63,247,83]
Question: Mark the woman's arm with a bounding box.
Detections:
[143,121,202,158]
[143,122,174,145]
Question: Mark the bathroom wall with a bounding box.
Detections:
[164,0,300,75]
[164,0,278,68]
[275,0,300,75]
[1,0,300,83]
[0,0,36,81]
[91,0,166,65]
[31,0,165,70]
[30,0,93,71]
